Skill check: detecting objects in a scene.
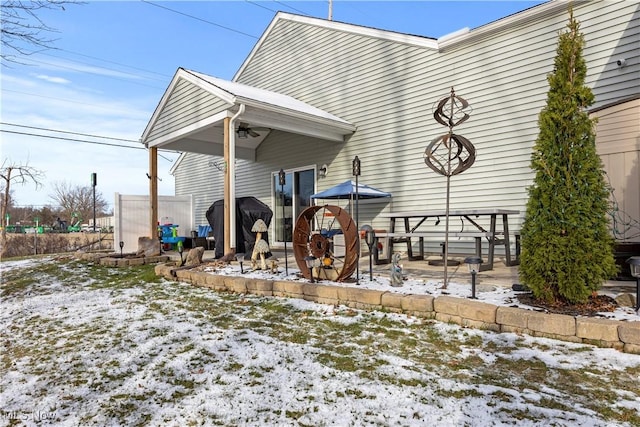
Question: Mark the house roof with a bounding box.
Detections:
[234,2,571,78]
[187,70,353,126]
[141,68,356,160]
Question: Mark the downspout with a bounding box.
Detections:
[228,103,245,252]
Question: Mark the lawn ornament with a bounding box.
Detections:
[423,87,475,288]
[293,205,358,282]
[268,256,279,274]
[251,219,269,269]
[390,253,404,287]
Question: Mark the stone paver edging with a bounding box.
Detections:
[76,252,170,266]
[151,263,640,355]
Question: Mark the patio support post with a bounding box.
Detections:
[149,146,158,238]
[223,116,232,256]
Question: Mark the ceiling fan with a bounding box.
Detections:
[236,122,269,138]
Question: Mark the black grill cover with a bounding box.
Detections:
[205,197,273,259]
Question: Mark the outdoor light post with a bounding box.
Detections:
[352,156,361,285]
[34,217,39,255]
[361,225,375,281]
[91,173,97,234]
[235,253,245,274]
[305,256,317,283]
[464,256,483,299]
[626,257,640,312]
[119,241,124,257]
[279,169,289,275]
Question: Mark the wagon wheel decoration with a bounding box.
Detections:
[293,205,359,282]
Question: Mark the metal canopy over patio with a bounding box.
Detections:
[141,68,356,254]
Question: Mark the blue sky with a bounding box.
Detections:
[1,0,543,211]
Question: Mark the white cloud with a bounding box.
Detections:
[34,74,71,84]
[1,68,177,209]
[22,56,158,82]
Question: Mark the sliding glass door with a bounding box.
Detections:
[273,168,314,243]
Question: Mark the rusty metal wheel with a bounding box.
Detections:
[293,205,359,282]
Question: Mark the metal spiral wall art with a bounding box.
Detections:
[424,88,475,176]
[423,87,475,288]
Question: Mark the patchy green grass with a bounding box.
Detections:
[1,256,639,426]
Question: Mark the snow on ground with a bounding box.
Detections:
[1,257,639,426]
[201,261,640,322]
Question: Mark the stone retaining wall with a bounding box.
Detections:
[76,252,170,266]
[152,263,640,354]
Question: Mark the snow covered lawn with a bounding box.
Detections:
[1,256,639,426]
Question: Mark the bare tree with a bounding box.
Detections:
[0,159,45,255]
[1,0,79,64]
[49,181,109,228]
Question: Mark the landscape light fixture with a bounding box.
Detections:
[464,256,483,299]
[119,241,124,257]
[177,241,185,266]
[626,257,640,312]
[305,256,317,283]
[157,227,163,254]
[235,253,245,274]
[279,169,288,275]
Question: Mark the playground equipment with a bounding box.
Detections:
[67,213,82,232]
[158,223,185,250]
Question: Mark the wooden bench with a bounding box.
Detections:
[373,230,493,258]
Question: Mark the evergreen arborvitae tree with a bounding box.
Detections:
[519,11,617,304]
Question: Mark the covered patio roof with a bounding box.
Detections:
[141,68,356,160]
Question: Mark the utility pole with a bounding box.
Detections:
[328,0,332,20]
[91,173,97,232]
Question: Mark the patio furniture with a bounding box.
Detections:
[373,209,520,271]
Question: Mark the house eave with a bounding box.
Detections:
[437,0,583,50]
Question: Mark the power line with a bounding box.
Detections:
[245,0,278,14]
[47,47,172,80]
[1,129,145,150]
[1,88,144,112]
[272,1,309,15]
[141,0,259,39]
[1,122,140,143]
[0,129,177,161]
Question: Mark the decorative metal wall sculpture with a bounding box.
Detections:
[423,87,475,288]
[424,88,475,177]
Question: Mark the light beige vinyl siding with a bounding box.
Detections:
[231,0,637,235]
[173,152,225,225]
[147,79,232,142]
[172,0,637,251]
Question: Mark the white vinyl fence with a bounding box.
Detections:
[114,194,194,253]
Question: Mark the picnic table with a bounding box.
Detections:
[372,209,520,271]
